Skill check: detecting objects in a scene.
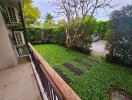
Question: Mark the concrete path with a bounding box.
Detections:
[0,61,42,100]
[91,40,108,56]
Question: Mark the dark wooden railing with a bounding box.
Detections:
[28,43,81,100]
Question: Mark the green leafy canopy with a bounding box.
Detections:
[23,0,40,26]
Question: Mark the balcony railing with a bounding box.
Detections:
[28,43,81,100]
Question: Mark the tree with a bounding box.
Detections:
[45,13,53,21]
[96,21,109,39]
[75,16,97,53]
[23,0,40,26]
[106,5,132,67]
[43,13,54,28]
[50,0,113,48]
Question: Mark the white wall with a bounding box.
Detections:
[0,11,18,70]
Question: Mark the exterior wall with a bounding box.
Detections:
[0,11,18,70]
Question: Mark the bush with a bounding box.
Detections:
[26,27,65,45]
[26,16,97,54]
[52,26,66,45]
[96,21,109,39]
[26,28,42,43]
[106,5,132,67]
[26,27,92,54]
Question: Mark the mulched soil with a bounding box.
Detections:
[108,87,132,100]
[63,63,84,76]
[53,67,71,84]
[74,59,93,69]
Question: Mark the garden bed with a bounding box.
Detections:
[63,63,84,76]
[74,59,93,69]
[34,44,132,100]
[53,67,71,84]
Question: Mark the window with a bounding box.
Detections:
[5,7,20,23]
[14,31,25,46]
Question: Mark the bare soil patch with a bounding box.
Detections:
[53,67,71,84]
[63,63,84,76]
[108,87,132,100]
[74,59,93,69]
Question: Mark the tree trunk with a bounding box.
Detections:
[73,31,78,47]
[65,28,71,49]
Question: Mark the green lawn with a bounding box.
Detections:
[34,44,132,100]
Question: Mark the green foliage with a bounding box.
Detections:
[26,27,65,45]
[53,25,66,45]
[77,16,96,53]
[45,13,53,21]
[43,13,54,28]
[79,16,96,41]
[34,44,132,100]
[67,16,96,53]
[104,29,112,40]
[27,16,97,53]
[83,16,97,35]
[23,0,40,26]
[96,21,109,39]
[106,5,132,67]
[72,16,97,36]
[26,28,42,43]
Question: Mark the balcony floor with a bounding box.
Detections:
[0,57,42,100]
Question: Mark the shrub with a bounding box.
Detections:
[26,27,65,45]
[106,5,132,67]
[96,21,109,39]
[26,28,42,43]
[26,16,97,54]
[26,27,91,54]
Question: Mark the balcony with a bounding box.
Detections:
[0,43,80,100]
[0,56,42,100]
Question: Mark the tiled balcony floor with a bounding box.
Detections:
[0,58,42,100]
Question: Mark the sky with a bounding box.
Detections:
[33,0,132,23]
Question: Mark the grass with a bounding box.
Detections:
[34,44,132,100]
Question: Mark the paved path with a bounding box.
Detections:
[91,40,108,56]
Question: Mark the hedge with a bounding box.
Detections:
[26,27,65,45]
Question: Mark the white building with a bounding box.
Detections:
[0,0,26,69]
